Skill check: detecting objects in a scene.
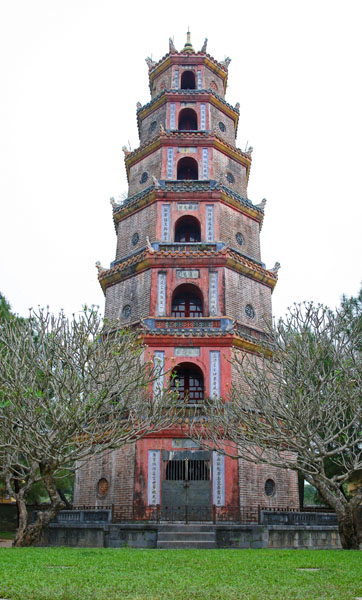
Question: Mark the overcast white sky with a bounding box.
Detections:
[1,0,361,320]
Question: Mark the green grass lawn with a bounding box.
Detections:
[0,547,361,600]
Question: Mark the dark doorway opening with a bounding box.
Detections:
[178,108,198,131]
[171,362,204,403]
[177,157,198,180]
[175,215,201,242]
[171,284,203,318]
[181,71,196,90]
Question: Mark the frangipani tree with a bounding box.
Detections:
[0,308,176,546]
[190,302,362,549]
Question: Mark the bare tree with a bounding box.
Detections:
[0,308,176,547]
[190,303,362,549]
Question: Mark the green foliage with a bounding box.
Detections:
[0,293,12,323]
[25,470,74,505]
[0,548,361,599]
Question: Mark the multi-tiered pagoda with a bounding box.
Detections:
[74,34,299,521]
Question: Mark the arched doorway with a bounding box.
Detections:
[171,284,203,318]
[178,108,197,131]
[177,157,198,180]
[171,362,204,404]
[181,70,196,90]
[174,215,201,242]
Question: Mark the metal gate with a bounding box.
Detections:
[161,450,212,521]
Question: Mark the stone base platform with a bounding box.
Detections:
[38,522,341,550]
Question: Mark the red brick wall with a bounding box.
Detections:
[212,148,247,197]
[225,269,272,328]
[105,270,151,323]
[219,203,261,261]
[210,105,235,146]
[115,203,157,260]
[128,148,162,196]
[73,444,136,508]
[238,450,300,509]
[139,104,167,145]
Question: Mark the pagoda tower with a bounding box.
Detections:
[74,34,299,519]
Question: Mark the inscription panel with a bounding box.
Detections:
[176,269,200,279]
[206,205,215,242]
[148,450,160,505]
[210,351,220,399]
[209,272,218,316]
[161,204,170,241]
[177,202,199,211]
[213,452,225,506]
[157,271,167,316]
[153,351,165,399]
[174,347,200,357]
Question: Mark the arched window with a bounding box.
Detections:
[172,362,204,403]
[175,215,201,242]
[178,108,198,131]
[181,71,196,90]
[171,284,203,318]
[177,157,198,180]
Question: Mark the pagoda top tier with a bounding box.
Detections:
[146,32,231,99]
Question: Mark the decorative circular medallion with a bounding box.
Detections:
[132,232,139,246]
[235,232,244,247]
[265,479,275,497]
[97,478,109,496]
[122,304,131,318]
[226,172,235,184]
[140,171,148,184]
[245,304,255,319]
[218,121,226,132]
[149,120,157,133]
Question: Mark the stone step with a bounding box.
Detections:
[158,532,215,542]
[157,540,216,549]
[158,524,214,533]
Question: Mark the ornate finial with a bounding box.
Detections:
[169,37,177,53]
[122,145,131,157]
[110,197,118,209]
[152,175,161,189]
[145,57,156,70]
[159,123,165,133]
[218,172,225,185]
[246,146,253,156]
[95,261,106,274]
[235,102,240,111]
[182,28,194,54]
[256,198,267,211]
[270,262,281,275]
[201,38,208,52]
[146,236,155,253]
[220,57,231,69]
[136,102,142,111]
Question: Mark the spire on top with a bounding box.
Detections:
[182,28,194,54]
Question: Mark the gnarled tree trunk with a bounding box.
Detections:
[13,464,66,547]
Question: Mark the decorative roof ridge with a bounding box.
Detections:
[112,185,155,215]
[213,133,250,159]
[218,184,263,214]
[98,249,148,280]
[124,133,160,161]
[113,181,263,219]
[228,248,277,279]
[137,89,238,116]
[147,51,228,76]
[124,129,249,169]
[100,245,275,281]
